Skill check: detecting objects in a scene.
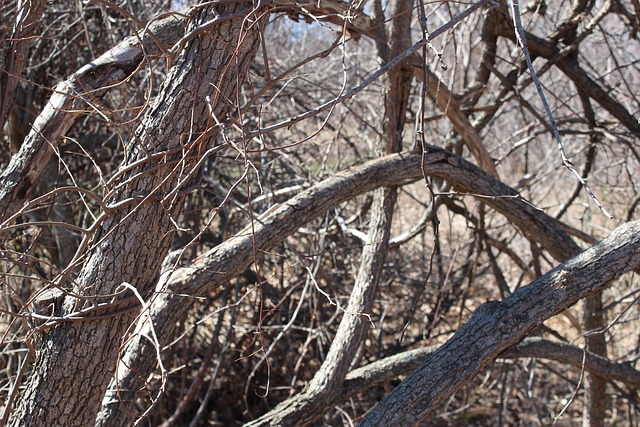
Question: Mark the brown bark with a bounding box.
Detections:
[408,59,500,178]
[0,0,46,133]
[382,0,413,154]
[359,219,640,426]
[0,13,186,225]
[101,146,581,425]
[583,290,608,427]
[579,85,608,427]
[8,2,266,426]
[296,336,640,412]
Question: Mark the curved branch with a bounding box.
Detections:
[505,337,640,388]
[154,332,628,424]
[305,336,640,410]
[0,14,186,224]
[359,219,640,426]
[172,149,578,299]
[101,147,580,425]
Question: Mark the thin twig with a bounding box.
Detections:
[508,0,612,218]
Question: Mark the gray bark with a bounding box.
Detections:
[0,0,45,134]
[8,2,265,426]
[359,219,640,426]
[0,13,186,224]
[101,147,582,425]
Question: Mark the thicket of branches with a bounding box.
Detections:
[1,0,639,425]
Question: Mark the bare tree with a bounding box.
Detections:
[1,0,640,426]
[3,1,268,425]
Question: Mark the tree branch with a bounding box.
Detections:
[306,336,640,411]
[0,13,186,224]
[359,219,640,426]
[101,147,582,425]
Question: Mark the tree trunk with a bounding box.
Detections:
[8,2,265,425]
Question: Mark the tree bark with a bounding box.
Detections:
[0,13,186,224]
[407,58,499,178]
[8,2,265,426]
[101,146,583,425]
[0,0,46,133]
[582,289,608,427]
[2,2,635,425]
[359,219,640,426]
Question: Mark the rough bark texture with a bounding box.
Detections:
[0,13,186,224]
[300,335,640,412]
[0,0,45,133]
[8,3,265,426]
[2,1,636,425]
[101,147,583,425]
[359,219,640,426]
